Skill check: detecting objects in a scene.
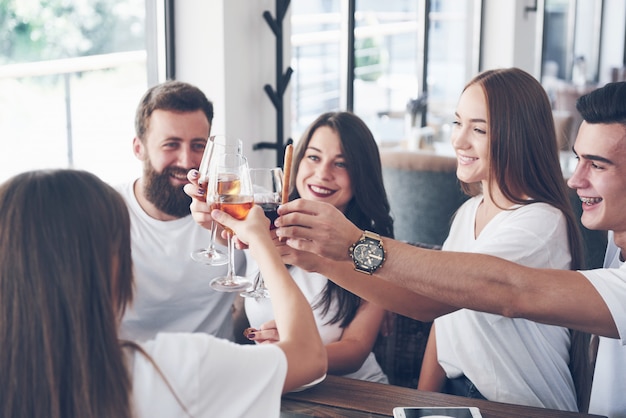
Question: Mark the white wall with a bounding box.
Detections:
[481,0,540,76]
[600,0,626,84]
[174,0,282,169]
[482,0,516,71]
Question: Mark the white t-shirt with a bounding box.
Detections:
[245,265,388,383]
[435,196,577,411]
[116,181,246,342]
[587,231,626,418]
[132,332,287,417]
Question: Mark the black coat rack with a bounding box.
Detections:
[253,0,293,168]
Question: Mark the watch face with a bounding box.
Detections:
[354,239,384,270]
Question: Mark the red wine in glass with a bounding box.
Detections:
[240,167,284,299]
[260,202,280,229]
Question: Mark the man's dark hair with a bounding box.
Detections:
[135,80,214,141]
[576,81,626,125]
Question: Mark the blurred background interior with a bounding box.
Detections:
[1,0,618,387]
[1,0,624,185]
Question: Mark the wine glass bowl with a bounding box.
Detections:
[208,153,254,292]
[190,135,243,265]
[240,167,284,298]
[211,174,253,233]
[252,167,283,230]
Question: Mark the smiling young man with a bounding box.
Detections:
[567,85,626,417]
[272,81,626,416]
[117,81,245,342]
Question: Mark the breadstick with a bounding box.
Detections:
[282,144,294,204]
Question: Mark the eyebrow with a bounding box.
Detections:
[572,148,615,165]
[307,145,345,158]
[454,112,486,123]
[162,137,205,143]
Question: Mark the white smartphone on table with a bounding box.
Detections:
[393,406,483,418]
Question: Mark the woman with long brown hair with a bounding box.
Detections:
[416,68,585,411]
[242,112,393,383]
[0,169,326,418]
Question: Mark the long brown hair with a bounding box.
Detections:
[461,68,584,270]
[0,169,134,418]
[289,111,394,327]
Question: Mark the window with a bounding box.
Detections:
[0,0,156,184]
[541,0,603,84]
[289,0,481,146]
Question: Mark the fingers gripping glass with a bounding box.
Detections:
[240,167,284,299]
[190,135,243,265]
[208,153,254,292]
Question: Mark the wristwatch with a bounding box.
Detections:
[348,231,385,274]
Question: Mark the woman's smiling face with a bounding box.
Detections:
[295,125,353,212]
[451,84,490,186]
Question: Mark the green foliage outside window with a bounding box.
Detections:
[0,0,144,65]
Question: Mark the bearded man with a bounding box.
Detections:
[116,80,246,342]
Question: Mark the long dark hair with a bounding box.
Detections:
[461,68,584,270]
[0,169,134,418]
[289,111,394,326]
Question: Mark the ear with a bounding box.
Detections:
[132,137,146,160]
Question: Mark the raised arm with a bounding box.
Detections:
[274,199,458,321]
[276,199,618,338]
[195,193,327,393]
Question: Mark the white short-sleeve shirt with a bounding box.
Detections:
[132,333,287,417]
[116,181,247,342]
[585,231,626,418]
[435,197,577,411]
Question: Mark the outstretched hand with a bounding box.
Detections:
[275,199,362,261]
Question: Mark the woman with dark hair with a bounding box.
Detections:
[0,169,326,418]
[242,111,393,382]
[417,68,585,411]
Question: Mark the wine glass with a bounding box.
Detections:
[240,167,284,298]
[208,153,255,292]
[190,135,243,265]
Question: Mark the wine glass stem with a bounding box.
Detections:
[257,274,266,290]
[208,221,218,251]
[226,231,236,282]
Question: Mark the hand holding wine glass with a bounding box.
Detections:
[208,153,254,292]
[190,135,242,265]
[240,167,284,299]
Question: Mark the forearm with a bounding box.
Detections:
[325,340,371,375]
[417,325,446,392]
[313,255,456,321]
[378,239,619,337]
[252,240,321,343]
[324,302,386,375]
[249,238,327,390]
[276,199,618,337]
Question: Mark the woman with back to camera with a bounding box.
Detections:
[0,168,326,418]
[193,111,394,383]
[416,68,587,411]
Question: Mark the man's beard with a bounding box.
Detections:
[143,160,192,218]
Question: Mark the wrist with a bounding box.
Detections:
[347,229,363,260]
[348,230,386,274]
